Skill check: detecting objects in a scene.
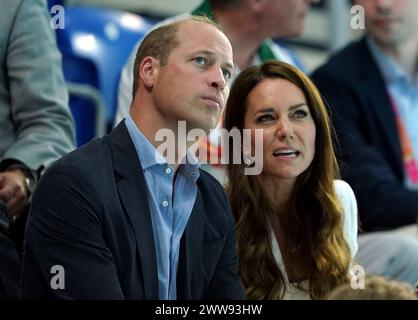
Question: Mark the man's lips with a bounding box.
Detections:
[201,96,221,110]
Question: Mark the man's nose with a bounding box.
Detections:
[209,67,227,91]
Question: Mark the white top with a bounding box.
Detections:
[271,179,358,300]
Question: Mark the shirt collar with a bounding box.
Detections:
[125,114,201,175]
[179,152,201,183]
[367,36,409,85]
[177,147,201,181]
[125,114,165,170]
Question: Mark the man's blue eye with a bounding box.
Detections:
[195,57,206,65]
[223,69,232,80]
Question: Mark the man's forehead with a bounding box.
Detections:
[177,20,229,45]
[178,19,218,33]
[176,21,233,58]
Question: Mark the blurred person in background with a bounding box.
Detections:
[312,0,418,285]
[326,275,417,300]
[0,0,75,298]
[0,0,75,249]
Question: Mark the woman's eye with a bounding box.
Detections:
[256,114,274,123]
[293,109,308,118]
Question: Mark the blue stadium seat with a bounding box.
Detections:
[54,5,155,145]
[47,0,65,10]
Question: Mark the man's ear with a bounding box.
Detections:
[139,56,160,88]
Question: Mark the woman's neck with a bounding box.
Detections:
[258,175,295,209]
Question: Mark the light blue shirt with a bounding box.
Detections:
[367,37,418,188]
[125,115,200,299]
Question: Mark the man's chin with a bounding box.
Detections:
[184,121,212,135]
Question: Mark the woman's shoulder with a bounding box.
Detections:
[333,179,357,216]
[333,179,354,194]
[333,179,358,256]
[333,180,356,206]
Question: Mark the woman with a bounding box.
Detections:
[223,61,358,299]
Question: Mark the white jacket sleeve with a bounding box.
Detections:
[334,179,359,257]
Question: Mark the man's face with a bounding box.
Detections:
[261,0,318,38]
[355,0,418,46]
[152,21,234,133]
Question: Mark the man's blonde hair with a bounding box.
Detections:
[132,15,222,98]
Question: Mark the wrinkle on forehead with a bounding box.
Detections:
[176,21,233,63]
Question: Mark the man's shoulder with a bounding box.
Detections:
[268,41,305,69]
[41,137,111,185]
[313,38,368,78]
[197,168,230,211]
[197,168,225,192]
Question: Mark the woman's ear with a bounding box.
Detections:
[139,56,160,88]
[242,131,254,166]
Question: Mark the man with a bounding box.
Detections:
[0,0,75,246]
[1,0,75,299]
[312,0,418,284]
[114,0,317,126]
[21,16,244,300]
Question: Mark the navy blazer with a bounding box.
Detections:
[312,37,418,231]
[21,122,244,299]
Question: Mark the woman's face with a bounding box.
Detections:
[243,78,316,183]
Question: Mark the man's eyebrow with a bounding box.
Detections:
[223,60,234,71]
[191,50,234,70]
[191,50,214,57]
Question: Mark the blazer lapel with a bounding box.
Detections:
[109,122,159,299]
[357,39,403,173]
[177,188,205,299]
